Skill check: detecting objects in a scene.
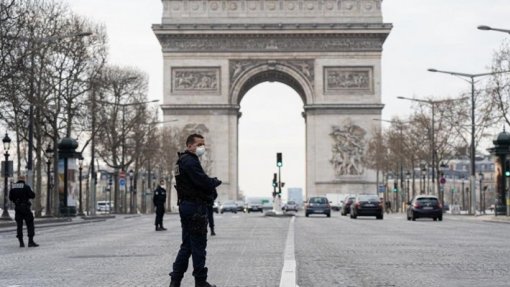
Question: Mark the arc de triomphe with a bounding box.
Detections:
[153,0,392,201]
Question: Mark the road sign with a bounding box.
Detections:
[119,170,126,179]
[440,177,446,184]
[119,178,126,187]
[378,184,386,193]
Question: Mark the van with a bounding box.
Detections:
[96,201,112,212]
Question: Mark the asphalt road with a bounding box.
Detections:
[1,212,509,287]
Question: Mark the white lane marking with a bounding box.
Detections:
[279,216,296,287]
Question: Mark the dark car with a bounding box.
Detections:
[407,195,443,221]
[244,200,263,213]
[235,201,245,212]
[220,200,238,214]
[282,200,298,212]
[340,195,356,216]
[350,194,383,220]
[305,196,331,217]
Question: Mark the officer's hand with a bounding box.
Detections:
[214,177,222,186]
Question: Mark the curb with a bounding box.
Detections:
[0,218,107,233]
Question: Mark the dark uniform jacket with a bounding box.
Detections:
[153,186,167,206]
[9,180,35,207]
[174,150,221,204]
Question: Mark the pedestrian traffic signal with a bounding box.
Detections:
[393,182,398,193]
[272,173,277,187]
[505,160,510,177]
[276,152,282,167]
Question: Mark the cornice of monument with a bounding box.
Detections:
[154,32,389,53]
[152,22,392,32]
[304,103,385,110]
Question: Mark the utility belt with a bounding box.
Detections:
[180,198,208,205]
[15,202,31,208]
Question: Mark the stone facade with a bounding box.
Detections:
[154,0,391,202]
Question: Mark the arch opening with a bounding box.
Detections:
[238,82,305,200]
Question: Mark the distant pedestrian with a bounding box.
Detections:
[9,176,38,248]
[153,179,167,231]
[169,133,222,287]
[385,201,392,214]
[207,189,218,236]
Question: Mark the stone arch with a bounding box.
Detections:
[230,61,314,105]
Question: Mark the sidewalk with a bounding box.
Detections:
[445,213,510,224]
[0,210,118,233]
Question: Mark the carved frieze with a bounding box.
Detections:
[171,67,220,94]
[329,122,367,176]
[324,66,373,95]
[158,34,385,53]
[229,59,314,85]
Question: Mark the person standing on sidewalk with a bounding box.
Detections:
[169,133,222,287]
[153,179,167,231]
[9,176,38,248]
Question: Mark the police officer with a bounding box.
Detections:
[153,179,167,231]
[9,177,38,248]
[169,133,221,287]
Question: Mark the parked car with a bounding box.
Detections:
[212,201,219,213]
[340,195,356,216]
[244,200,263,213]
[305,196,331,217]
[407,195,443,221]
[235,201,245,212]
[350,194,383,220]
[220,200,238,214]
[282,200,298,212]
[96,201,112,212]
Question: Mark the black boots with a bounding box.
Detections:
[169,280,180,287]
[210,228,216,236]
[156,225,167,231]
[28,237,39,247]
[18,237,25,248]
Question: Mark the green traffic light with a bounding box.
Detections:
[277,162,282,167]
[506,171,510,177]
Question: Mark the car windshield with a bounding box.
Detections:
[358,195,379,202]
[417,198,439,205]
[309,197,327,204]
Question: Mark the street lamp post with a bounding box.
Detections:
[427,68,510,214]
[421,164,427,195]
[397,96,468,198]
[2,133,12,220]
[478,171,484,214]
[45,145,53,216]
[129,169,134,214]
[96,98,159,213]
[478,25,510,34]
[461,177,465,211]
[78,156,84,216]
[406,171,411,204]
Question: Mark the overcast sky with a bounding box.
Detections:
[60,0,510,199]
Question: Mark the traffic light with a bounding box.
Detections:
[272,173,277,187]
[276,152,282,167]
[505,160,510,177]
[108,176,113,186]
[393,182,398,193]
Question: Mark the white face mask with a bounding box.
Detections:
[195,146,206,157]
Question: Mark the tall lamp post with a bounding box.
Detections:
[2,133,12,220]
[478,171,484,214]
[129,169,134,214]
[478,25,510,34]
[78,156,84,216]
[45,145,53,217]
[96,98,159,213]
[420,163,427,194]
[397,96,467,197]
[406,171,411,204]
[427,68,509,214]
